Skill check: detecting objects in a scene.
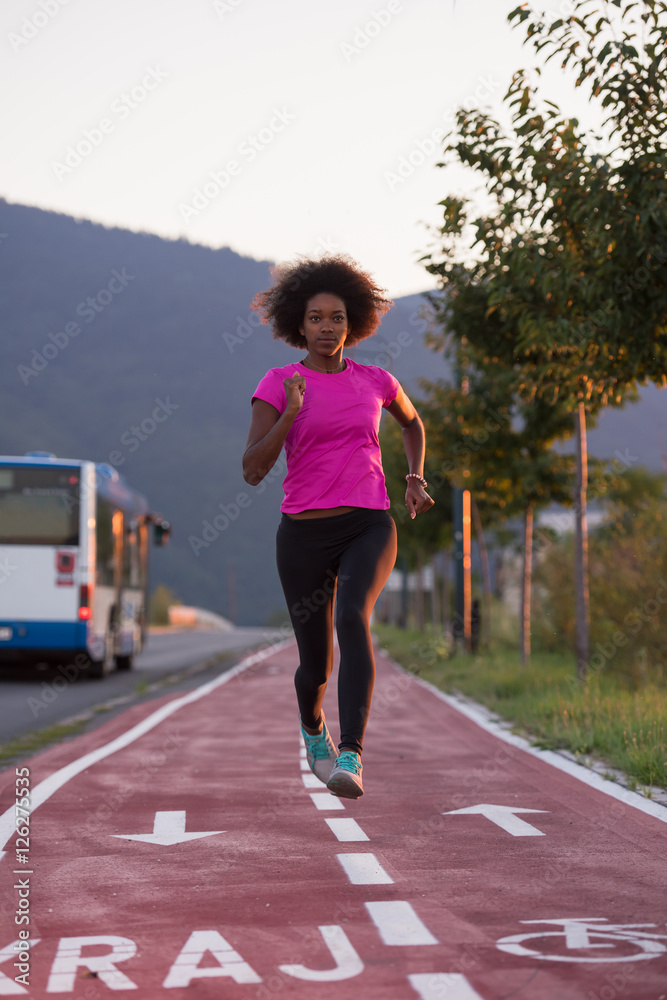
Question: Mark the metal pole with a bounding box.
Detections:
[463,488,472,652]
[453,487,464,647]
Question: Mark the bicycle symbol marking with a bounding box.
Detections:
[496,918,667,963]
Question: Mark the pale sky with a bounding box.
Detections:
[1,0,598,298]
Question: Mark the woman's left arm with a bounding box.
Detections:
[385,386,435,519]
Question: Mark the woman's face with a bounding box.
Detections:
[299,293,349,354]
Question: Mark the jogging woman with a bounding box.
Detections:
[243,255,434,799]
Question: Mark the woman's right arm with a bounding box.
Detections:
[242,374,305,486]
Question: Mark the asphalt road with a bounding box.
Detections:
[0,627,286,749]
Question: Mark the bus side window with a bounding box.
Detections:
[96,499,116,586]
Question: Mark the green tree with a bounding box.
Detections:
[381,416,452,630]
[533,468,667,683]
[420,320,575,660]
[149,584,181,625]
[423,0,667,677]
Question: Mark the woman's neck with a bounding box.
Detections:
[302,352,346,373]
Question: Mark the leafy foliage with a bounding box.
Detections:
[380,415,452,569]
[533,470,667,682]
[420,0,667,670]
[425,2,667,408]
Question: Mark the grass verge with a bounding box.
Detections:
[0,720,89,767]
[373,623,667,794]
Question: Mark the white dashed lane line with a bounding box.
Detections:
[365,901,439,946]
[336,853,394,885]
[299,734,458,996]
[301,772,325,788]
[324,817,369,842]
[408,972,485,1000]
[310,791,345,810]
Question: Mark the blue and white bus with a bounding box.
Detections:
[0,453,170,678]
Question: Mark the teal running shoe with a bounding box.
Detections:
[326,750,363,799]
[300,713,338,783]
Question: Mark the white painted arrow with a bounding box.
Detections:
[443,804,548,837]
[112,811,225,846]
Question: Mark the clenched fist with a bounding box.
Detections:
[284,371,306,413]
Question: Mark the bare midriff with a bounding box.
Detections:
[285,506,356,520]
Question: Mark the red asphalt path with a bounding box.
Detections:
[1,641,666,999]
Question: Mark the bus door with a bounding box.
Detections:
[119,516,145,660]
[92,499,123,664]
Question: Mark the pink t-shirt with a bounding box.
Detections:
[252,359,400,514]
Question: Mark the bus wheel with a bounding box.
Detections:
[86,643,114,679]
[115,654,133,671]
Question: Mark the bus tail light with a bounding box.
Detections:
[79,584,93,620]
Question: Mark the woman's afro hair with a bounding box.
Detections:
[251,253,394,348]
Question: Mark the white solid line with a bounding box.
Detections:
[385,658,667,825]
[325,818,369,842]
[365,901,438,945]
[310,793,345,811]
[0,640,295,857]
[408,972,485,999]
[337,853,393,884]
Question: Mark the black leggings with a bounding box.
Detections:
[276,508,397,755]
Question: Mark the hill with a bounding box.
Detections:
[0,200,663,622]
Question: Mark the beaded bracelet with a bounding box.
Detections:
[406,473,428,489]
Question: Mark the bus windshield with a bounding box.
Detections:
[0,465,80,545]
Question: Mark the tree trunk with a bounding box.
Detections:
[494,548,504,600]
[520,502,534,664]
[575,399,590,679]
[399,556,408,629]
[431,557,441,631]
[471,496,492,649]
[416,548,425,633]
[442,548,451,641]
